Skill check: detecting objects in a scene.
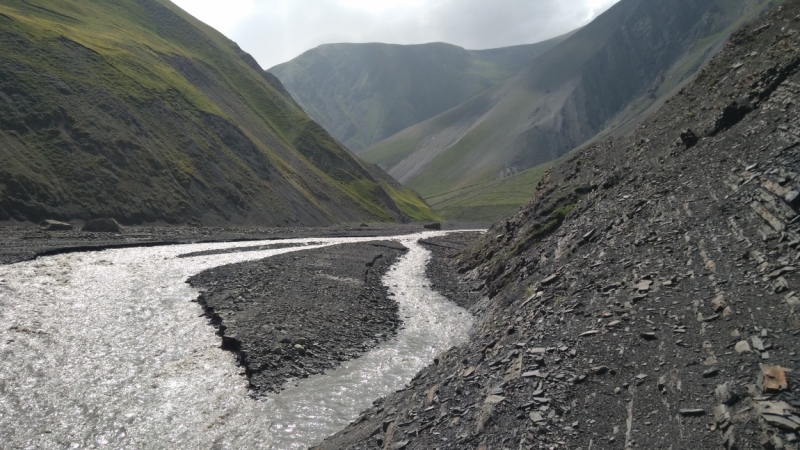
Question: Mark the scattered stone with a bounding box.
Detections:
[768,266,797,279]
[541,274,559,286]
[713,404,730,424]
[752,336,766,352]
[530,411,545,423]
[633,280,653,291]
[680,128,699,148]
[40,220,73,231]
[699,313,720,322]
[787,190,800,206]
[760,364,789,393]
[484,395,506,404]
[756,401,800,431]
[715,383,736,405]
[711,295,727,312]
[522,370,547,379]
[81,218,121,233]
[734,341,752,353]
[703,368,720,378]
[680,409,706,417]
[640,332,657,341]
[751,201,786,232]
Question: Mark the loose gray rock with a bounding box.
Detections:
[82,218,121,233]
[41,220,73,231]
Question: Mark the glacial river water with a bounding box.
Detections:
[0,231,474,449]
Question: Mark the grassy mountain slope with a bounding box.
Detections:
[269,36,570,152]
[0,0,438,225]
[362,0,777,203]
[424,162,553,222]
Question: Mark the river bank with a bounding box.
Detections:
[0,222,484,266]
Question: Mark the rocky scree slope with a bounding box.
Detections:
[361,0,777,202]
[319,3,800,449]
[0,0,437,226]
[269,38,569,153]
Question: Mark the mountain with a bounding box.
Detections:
[0,0,438,226]
[269,36,571,152]
[320,1,800,448]
[360,0,778,206]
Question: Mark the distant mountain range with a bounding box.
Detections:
[272,0,778,220]
[269,37,570,152]
[0,0,437,226]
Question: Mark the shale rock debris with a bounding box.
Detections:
[318,3,800,449]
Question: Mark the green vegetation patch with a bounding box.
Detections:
[0,0,438,225]
[427,162,553,222]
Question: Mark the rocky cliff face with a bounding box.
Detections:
[319,2,800,448]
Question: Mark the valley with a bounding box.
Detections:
[3,0,800,449]
[272,0,779,221]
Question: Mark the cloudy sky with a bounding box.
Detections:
[171,0,621,69]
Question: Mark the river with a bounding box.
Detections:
[0,231,473,449]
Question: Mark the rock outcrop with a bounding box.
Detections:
[319,3,800,449]
[81,218,121,233]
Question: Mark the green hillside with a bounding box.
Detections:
[361,0,777,207]
[425,162,554,222]
[269,36,570,152]
[0,0,438,225]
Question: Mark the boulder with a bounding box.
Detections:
[40,220,73,231]
[423,222,442,230]
[679,128,699,148]
[81,218,121,233]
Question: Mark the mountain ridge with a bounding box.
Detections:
[269,35,572,152]
[360,0,777,206]
[0,0,438,225]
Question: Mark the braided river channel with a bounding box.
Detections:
[0,231,474,449]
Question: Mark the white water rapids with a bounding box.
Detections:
[0,231,474,449]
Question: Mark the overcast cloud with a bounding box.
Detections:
[171,0,620,69]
